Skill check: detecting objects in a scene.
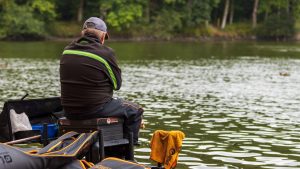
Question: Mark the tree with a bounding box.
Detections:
[256,0,300,40]
[0,0,56,40]
[252,0,259,28]
[221,0,230,29]
[259,0,289,19]
[184,0,220,27]
[30,0,56,21]
[99,0,144,31]
[77,0,84,22]
[229,0,234,25]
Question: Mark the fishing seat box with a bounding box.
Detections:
[58,117,124,141]
[58,117,134,162]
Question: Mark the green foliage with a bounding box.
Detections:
[164,0,185,4]
[0,0,56,40]
[1,0,300,40]
[224,23,253,36]
[184,0,220,27]
[47,21,81,38]
[295,21,300,32]
[99,0,144,31]
[151,9,183,39]
[31,0,56,21]
[184,25,214,37]
[54,0,79,21]
[0,1,44,40]
[259,0,289,15]
[256,13,295,40]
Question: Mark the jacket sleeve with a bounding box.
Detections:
[106,49,122,90]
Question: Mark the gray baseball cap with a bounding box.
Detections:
[83,17,109,39]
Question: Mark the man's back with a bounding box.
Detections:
[60,36,122,116]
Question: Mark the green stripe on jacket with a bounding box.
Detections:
[62,49,117,90]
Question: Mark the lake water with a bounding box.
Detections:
[0,41,300,169]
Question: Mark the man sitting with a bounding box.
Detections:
[59,17,143,144]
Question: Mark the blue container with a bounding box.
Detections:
[32,123,58,139]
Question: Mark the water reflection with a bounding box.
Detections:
[1,42,300,169]
[110,58,300,169]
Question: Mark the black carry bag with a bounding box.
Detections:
[0,97,63,142]
[91,157,151,169]
[0,131,98,169]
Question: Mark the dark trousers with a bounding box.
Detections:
[66,98,144,143]
[95,98,143,143]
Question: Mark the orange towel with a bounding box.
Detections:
[150,130,185,169]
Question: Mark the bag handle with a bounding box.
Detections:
[37,131,79,154]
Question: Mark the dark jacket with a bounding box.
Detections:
[60,35,122,116]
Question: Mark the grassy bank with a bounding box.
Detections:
[3,21,300,42]
[47,22,82,38]
[47,22,256,41]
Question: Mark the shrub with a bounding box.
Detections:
[47,21,81,38]
[0,0,55,40]
[0,3,45,40]
[256,13,295,40]
[150,9,183,40]
[224,23,253,36]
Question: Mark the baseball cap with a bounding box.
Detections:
[83,17,109,39]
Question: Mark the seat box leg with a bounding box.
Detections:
[98,130,105,161]
[42,123,49,146]
[125,132,134,161]
[87,142,100,163]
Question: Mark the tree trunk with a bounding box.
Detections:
[229,0,234,25]
[77,0,84,23]
[264,11,268,21]
[221,0,230,29]
[252,0,259,28]
[145,0,150,24]
[183,0,193,26]
[287,0,293,16]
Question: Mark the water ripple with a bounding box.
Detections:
[1,57,300,168]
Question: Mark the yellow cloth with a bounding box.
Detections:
[150,130,185,169]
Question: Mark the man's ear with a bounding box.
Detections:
[80,30,86,37]
[100,32,105,44]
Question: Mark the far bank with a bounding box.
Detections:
[2,21,300,42]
